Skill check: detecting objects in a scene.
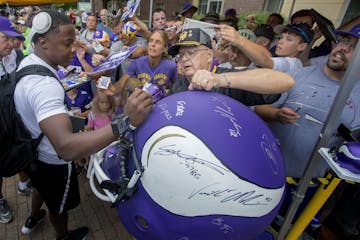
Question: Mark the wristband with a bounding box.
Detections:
[111,114,131,136]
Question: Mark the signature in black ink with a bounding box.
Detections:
[153,145,229,175]
[189,183,272,206]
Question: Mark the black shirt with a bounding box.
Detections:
[170,67,280,106]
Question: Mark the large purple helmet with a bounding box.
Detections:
[335,142,360,174]
[111,91,286,240]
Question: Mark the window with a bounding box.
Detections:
[341,0,360,25]
[198,0,223,15]
[155,3,165,10]
[209,0,222,13]
[264,0,283,14]
[198,0,208,15]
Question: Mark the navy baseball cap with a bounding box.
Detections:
[275,23,314,43]
[0,16,24,39]
[168,28,212,56]
[336,24,360,39]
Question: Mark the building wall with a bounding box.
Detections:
[138,0,188,21]
[91,0,104,13]
[281,0,349,27]
[223,0,266,15]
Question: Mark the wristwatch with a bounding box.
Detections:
[111,114,131,136]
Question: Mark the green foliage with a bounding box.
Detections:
[51,3,77,11]
[192,14,204,21]
[186,11,286,31]
[237,11,273,29]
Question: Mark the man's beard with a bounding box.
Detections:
[326,51,347,72]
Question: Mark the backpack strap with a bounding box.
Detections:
[16,65,62,145]
[16,65,59,84]
[15,49,24,68]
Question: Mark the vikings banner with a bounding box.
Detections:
[120,0,141,22]
[90,45,138,74]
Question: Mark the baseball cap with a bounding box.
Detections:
[254,24,274,41]
[180,3,198,16]
[93,30,110,43]
[168,28,212,56]
[274,23,314,43]
[336,24,360,39]
[0,16,24,39]
[238,29,256,42]
[16,19,26,25]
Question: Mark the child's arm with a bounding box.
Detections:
[86,110,95,131]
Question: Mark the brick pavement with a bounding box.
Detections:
[0,173,133,240]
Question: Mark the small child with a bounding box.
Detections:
[86,90,114,131]
[112,77,142,117]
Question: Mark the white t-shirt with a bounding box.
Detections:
[272,57,304,73]
[14,54,68,165]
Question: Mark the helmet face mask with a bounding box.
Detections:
[122,21,138,40]
[93,91,286,240]
[335,142,360,174]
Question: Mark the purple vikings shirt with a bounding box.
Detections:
[65,89,92,112]
[126,56,177,89]
[69,52,94,95]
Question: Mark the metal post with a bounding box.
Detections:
[148,0,153,29]
[277,41,360,239]
[288,0,296,21]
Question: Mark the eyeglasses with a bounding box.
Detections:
[337,36,358,50]
[176,47,209,62]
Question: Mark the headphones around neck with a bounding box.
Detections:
[32,11,52,34]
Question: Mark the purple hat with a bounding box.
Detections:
[336,24,360,39]
[0,16,24,39]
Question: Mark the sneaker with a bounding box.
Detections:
[17,182,33,196]
[57,226,89,240]
[21,209,46,234]
[0,199,13,224]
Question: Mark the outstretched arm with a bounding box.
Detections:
[219,24,274,68]
[189,68,294,94]
[39,88,152,161]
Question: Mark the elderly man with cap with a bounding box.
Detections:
[168,28,294,106]
[255,25,360,178]
[180,3,198,19]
